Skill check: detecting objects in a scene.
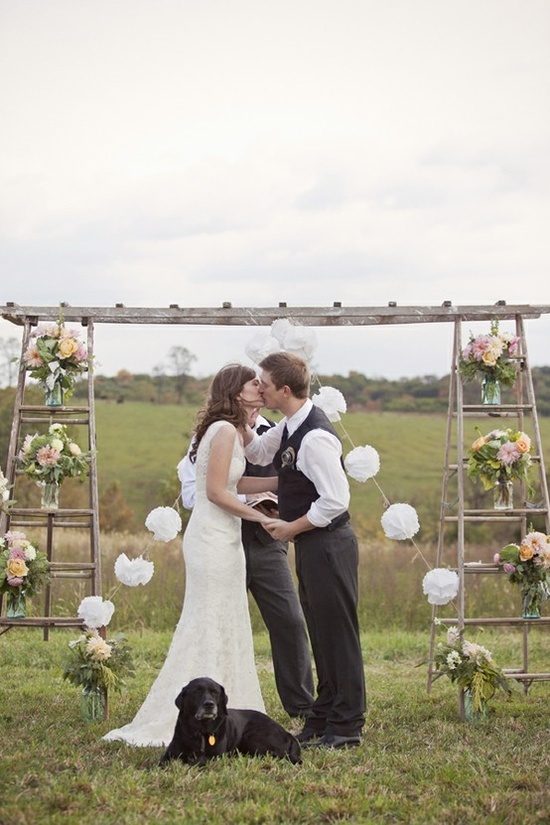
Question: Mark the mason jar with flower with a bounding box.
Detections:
[432,626,511,722]
[459,321,519,405]
[466,427,533,511]
[63,629,135,722]
[22,317,88,406]
[494,531,550,618]
[0,530,50,618]
[17,423,92,509]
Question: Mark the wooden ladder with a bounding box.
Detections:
[0,315,101,639]
[427,314,550,711]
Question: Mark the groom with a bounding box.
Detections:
[245,352,366,749]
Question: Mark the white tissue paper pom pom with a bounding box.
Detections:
[145,506,182,541]
[422,568,459,605]
[270,319,293,343]
[381,503,420,540]
[280,325,317,361]
[114,553,155,587]
[244,330,281,365]
[77,596,115,629]
[312,386,347,422]
[344,445,380,482]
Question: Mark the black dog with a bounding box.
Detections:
[159,677,301,766]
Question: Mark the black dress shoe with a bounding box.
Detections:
[303,733,361,749]
[295,728,325,744]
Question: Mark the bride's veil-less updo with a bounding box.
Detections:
[189,364,257,462]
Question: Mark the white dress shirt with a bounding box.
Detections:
[244,399,350,528]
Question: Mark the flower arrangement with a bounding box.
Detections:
[63,630,135,694]
[0,530,50,616]
[17,423,91,486]
[466,427,532,491]
[459,320,519,386]
[22,317,88,399]
[494,531,550,618]
[433,626,511,715]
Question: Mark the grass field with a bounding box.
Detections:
[0,628,548,825]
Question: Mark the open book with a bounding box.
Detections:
[246,494,279,515]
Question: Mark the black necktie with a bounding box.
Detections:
[281,424,289,444]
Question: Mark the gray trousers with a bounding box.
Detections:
[242,521,315,718]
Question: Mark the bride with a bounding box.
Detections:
[104,364,277,747]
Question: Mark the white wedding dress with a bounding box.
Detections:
[103,420,265,747]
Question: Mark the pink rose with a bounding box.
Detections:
[503,563,516,574]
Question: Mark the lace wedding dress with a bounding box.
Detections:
[103,420,265,747]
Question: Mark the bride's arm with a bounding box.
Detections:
[237,476,278,494]
[206,424,272,524]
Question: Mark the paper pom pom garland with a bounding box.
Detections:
[312,386,347,422]
[381,503,421,540]
[344,445,381,482]
[78,595,115,629]
[145,506,182,542]
[422,568,459,605]
[114,553,155,587]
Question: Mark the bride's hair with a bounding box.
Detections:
[190,363,257,462]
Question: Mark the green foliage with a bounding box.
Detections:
[466,426,533,491]
[432,627,512,712]
[62,631,135,692]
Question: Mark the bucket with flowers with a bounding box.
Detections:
[467,427,532,510]
[494,531,550,618]
[432,625,511,722]
[17,423,92,509]
[0,530,50,618]
[459,320,519,405]
[22,317,88,406]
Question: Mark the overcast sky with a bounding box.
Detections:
[1,0,549,380]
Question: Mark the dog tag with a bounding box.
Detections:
[208,735,216,746]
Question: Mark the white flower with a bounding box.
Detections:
[77,596,115,629]
[381,503,420,540]
[50,438,64,452]
[446,650,461,670]
[422,568,459,605]
[114,553,155,587]
[69,442,82,456]
[312,386,347,422]
[244,330,281,365]
[344,445,380,482]
[446,626,461,645]
[145,506,182,541]
[23,543,37,561]
[86,634,112,661]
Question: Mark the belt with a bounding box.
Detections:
[294,511,350,542]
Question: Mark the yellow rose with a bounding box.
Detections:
[471,436,487,452]
[481,351,498,366]
[515,435,531,454]
[7,558,29,578]
[519,544,534,561]
[57,338,78,359]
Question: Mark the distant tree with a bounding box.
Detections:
[0,336,21,388]
[168,346,197,403]
[152,363,168,403]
